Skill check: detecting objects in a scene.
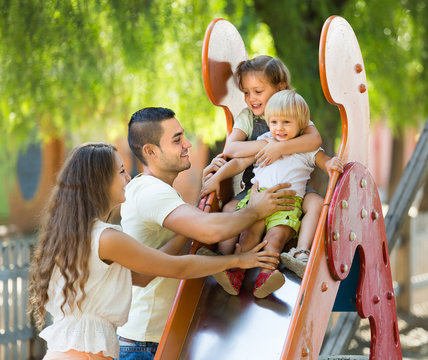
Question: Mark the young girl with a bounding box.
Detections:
[200,90,343,298]
[204,55,324,272]
[28,142,280,359]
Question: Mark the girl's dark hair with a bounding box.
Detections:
[236,55,293,91]
[29,142,117,329]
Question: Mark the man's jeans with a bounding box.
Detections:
[118,337,158,360]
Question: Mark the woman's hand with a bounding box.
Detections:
[234,240,279,270]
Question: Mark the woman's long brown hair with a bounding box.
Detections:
[28,143,117,329]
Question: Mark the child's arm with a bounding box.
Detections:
[255,124,323,167]
[202,154,228,183]
[315,150,343,177]
[223,128,267,158]
[200,156,255,199]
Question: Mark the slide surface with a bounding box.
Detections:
[178,268,301,359]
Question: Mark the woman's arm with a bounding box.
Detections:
[255,125,323,166]
[99,229,279,286]
[223,128,267,158]
[131,234,189,286]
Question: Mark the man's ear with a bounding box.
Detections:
[142,144,157,160]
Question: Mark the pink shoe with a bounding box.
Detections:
[213,269,245,295]
[253,270,285,299]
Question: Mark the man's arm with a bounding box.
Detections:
[164,182,296,244]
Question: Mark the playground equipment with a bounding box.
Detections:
[155,16,402,359]
[9,138,65,232]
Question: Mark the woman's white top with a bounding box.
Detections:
[39,220,132,358]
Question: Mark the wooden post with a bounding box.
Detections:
[394,218,412,313]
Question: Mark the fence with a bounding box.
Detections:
[0,234,36,360]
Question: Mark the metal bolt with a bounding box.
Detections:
[360,178,367,188]
[301,347,310,357]
[350,232,356,242]
[387,291,394,300]
[361,208,368,219]
[333,231,340,241]
[341,264,348,273]
[372,211,379,220]
[321,282,328,292]
[373,295,380,304]
[341,200,348,209]
[359,84,367,93]
[355,63,363,73]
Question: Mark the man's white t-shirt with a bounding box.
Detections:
[117,174,186,343]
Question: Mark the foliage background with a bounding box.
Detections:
[1,0,427,220]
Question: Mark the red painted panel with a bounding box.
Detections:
[327,162,402,359]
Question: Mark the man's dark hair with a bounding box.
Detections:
[128,107,175,165]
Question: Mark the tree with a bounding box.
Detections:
[1,0,427,186]
[0,0,260,162]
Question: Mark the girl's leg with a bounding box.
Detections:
[254,225,295,298]
[260,225,295,274]
[238,219,266,252]
[217,199,240,255]
[206,200,259,296]
[211,219,265,296]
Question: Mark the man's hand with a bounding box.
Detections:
[248,182,296,220]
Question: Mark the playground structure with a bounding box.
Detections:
[155,16,403,359]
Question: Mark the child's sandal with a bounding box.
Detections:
[280,248,310,278]
[214,269,245,295]
[253,270,285,299]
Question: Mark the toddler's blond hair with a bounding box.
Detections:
[265,90,310,132]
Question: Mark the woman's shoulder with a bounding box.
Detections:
[92,221,122,251]
[93,219,122,233]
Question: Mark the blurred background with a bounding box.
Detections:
[0,0,427,358]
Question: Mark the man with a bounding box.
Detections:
[117,107,295,359]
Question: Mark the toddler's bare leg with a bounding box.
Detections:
[297,192,323,251]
